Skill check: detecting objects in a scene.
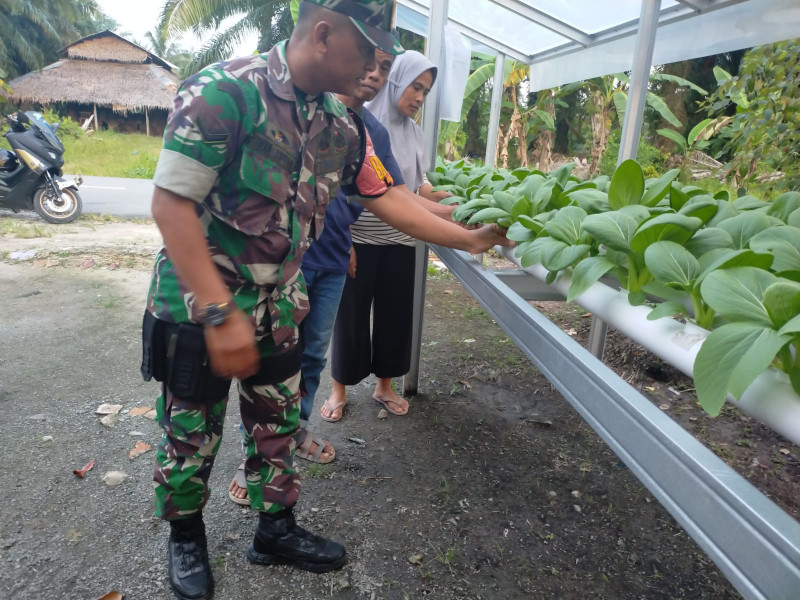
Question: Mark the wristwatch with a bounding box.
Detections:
[198,301,235,327]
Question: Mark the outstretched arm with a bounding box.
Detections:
[364,185,512,254]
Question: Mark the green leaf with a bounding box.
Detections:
[516,214,542,231]
[716,211,772,249]
[533,109,555,130]
[732,195,769,211]
[492,190,516,213]
[647,92,681,127]
[506,221,537,242]
[532,178,558,212]
[650,73,707,95]
[628,290,647,305]
[644,241,700,289]
[543,206,587,245]
[788,209,800,228]
[697,248,774,283]
[517,174,546,202]
[641,169,680,206]
[647,301,689,321]
[467,207,510,225]
[564,189,609,214]
[762,280,800,328]
[669,182,690,211]
[700,267,777,326]
[630,214,703,256]
[684,227,734,257]
[656,128,687,150]
[714,190,730,201]
[687,118,714,145]
[608,159,645,209]
[519,236,552,267]
[677,195,719,224]
[767,192,800,223]
[694,323,790,415]
[707,200,739,227]
[713,66,733,84]
[567,256,616,301]
[510,196,533,221]
[439,196,464,206]
[612,91,628,122]
[581,211,639,254]
[778,314,800,335]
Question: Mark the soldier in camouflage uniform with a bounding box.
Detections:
[145,2,402,599]
[144,2,512,598]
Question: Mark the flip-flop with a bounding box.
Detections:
[228,462,251,507]
[294,427,335,463]
[320,397,347,423]
[373,395,409,416]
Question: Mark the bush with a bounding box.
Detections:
[598,129,669,176]
[41,108,84,140]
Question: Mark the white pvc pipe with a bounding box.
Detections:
[497,246,800,445]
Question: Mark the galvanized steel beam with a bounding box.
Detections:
[431,244,800,600]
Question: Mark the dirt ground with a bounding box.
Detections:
[1,215,798,600]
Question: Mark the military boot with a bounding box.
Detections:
[167,514,214,600]
[247,508,347,573]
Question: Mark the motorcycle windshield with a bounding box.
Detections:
[27,112,64,153]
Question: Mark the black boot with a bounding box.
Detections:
[167,515,214,600]
[247,508,347,573]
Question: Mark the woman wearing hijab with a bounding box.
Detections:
[321,50,453,422]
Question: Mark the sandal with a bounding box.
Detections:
[294,427,335,464]
[227,462,251,507]
[320,397,347,423]
[373,394,409,416]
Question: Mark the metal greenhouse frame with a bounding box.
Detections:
[394,1,800,598]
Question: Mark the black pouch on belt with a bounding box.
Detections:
[141,311,230,404]
[242,342,303,387]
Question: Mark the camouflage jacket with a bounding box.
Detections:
[147,40,391,353]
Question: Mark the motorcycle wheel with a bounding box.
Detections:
[34,185,82,224]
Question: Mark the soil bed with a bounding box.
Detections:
[1,218,796,600]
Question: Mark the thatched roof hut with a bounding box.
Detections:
[7,31,179,135]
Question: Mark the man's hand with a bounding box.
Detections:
[466,224,514,255]
[204,310,260,380]
[348,246,357,278]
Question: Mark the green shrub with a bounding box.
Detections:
[599,129,669,176]
[41,109,84,140]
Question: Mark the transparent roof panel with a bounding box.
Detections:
[401,0,573,56]
[526,0,677,35]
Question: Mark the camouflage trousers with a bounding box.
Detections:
[153,371,302,520]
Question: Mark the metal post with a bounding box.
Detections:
[145,107,150,136]
[404,0,449,395]
[484,52,506,167]
[587,0,661,361]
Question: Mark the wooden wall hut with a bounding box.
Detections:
[7,31,178,136]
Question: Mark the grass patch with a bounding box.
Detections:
[62,131,161,178]
[0,218,54,238]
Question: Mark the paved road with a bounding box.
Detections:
[67,174,154,217]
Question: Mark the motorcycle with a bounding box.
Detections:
[0,110,83,223]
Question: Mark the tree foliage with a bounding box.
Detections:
[703,40,800,189]
[158,0,294,75]
[0,0,115,78]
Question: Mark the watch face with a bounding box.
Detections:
[202,304,229,326]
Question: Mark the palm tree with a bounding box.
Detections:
[0,0,113,78]
[157,0,295,75]
[143,28,192,77]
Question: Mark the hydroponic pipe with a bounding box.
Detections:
[496,246,800,446]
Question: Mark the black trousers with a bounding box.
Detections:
[331,243,416,385]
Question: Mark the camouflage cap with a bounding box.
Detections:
[305,0,404,55]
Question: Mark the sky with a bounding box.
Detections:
[94,0,257,57]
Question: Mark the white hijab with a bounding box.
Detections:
[365,51,438,192]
